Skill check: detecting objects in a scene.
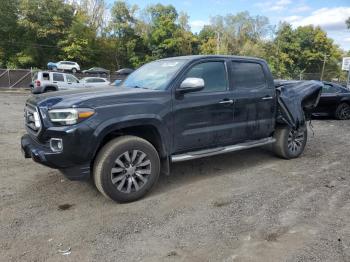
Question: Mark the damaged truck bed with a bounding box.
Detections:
[275,80,323,129]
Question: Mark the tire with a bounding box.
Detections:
[44,87,56,92]
[335,103,350,120]
[272,125,307,159]
[93,135,160,203]
[72,68,77,73]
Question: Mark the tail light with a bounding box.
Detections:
[35,80,41,87]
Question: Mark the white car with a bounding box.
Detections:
[80,77,110,88]
[55,61,80,73]
[31,72,84,94]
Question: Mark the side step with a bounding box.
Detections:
[171,137,276,162]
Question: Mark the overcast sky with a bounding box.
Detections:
[114,0,350,51]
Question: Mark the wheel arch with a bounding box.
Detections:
[339,98,350,105]
[92,118,170,162]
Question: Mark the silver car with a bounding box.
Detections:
[80,77,110,88]
[30,71,84,94]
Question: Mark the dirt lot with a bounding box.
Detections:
[0,93,350,262]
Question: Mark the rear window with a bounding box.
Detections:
[42,73,50,80]
[231,61,267,89]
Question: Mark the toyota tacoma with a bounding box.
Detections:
[21,55,322,202]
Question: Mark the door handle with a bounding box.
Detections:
[219,99,234,104]
[261,96,273,100]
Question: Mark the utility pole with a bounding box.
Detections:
[320,54,329,81]
[216,31,220,55]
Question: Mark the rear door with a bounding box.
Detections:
[173,59,235,153]
[315,83,341,113]
[52,73,67,90]
[230,60,275,141]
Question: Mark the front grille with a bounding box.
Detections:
[25,104,41,134]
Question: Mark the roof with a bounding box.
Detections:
[159,55,266,63]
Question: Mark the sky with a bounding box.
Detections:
[107,0,350,51]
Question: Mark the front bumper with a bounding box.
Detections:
[21,134,91,180]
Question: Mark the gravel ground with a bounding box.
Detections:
[0,93,350,262]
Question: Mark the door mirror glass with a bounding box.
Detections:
[178,77,205,94]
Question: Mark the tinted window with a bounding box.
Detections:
[231,62,266,89]
[53,73,64,82]
[185,61,228,92]
[322,84,340,93]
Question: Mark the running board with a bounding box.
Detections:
[171,137,276,162]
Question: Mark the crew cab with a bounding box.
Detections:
[21,56,322,203]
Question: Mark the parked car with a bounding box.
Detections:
[82,67,109,75]
[116,68,134,75]
[80,77,110,88]
[55,61,80,73]
[111,79,123,86]
[21,55,322,203]
[30,71,83,94]
[312,81,350,120]
[47,62,57,70]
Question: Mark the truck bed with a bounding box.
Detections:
[274,80,323,128]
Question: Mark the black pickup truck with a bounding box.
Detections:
[21,55,322,202]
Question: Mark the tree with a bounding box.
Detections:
[269,23,342,80]
[0,0,20,68]
[346,17,350,29]
[109,1,146,68]
[198,12,271,56]
[14,0,74,68]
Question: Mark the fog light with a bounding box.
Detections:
[50,138,63,152]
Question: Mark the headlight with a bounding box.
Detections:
[48,108,95,125]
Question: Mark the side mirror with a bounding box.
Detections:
[177,77,205,94]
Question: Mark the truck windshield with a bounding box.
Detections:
[122,60,186,90]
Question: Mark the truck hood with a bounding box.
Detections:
[26,87,163,109]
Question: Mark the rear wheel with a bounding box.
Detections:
[71,68,77,73]
[335,103,350,120]
[273,125,307,159]
[93,136,160,203]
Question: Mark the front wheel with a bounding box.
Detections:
[93,136,160,203]
[272,125,307,159]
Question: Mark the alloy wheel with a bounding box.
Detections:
[339,105,350,120]
[110,150,151,193]
[287,129,305,154]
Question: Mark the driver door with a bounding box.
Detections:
[172,60,234,153]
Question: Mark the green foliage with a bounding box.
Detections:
[269,23,342,80]
[0,0,346,82]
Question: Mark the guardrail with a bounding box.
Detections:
[0,69,127,89]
